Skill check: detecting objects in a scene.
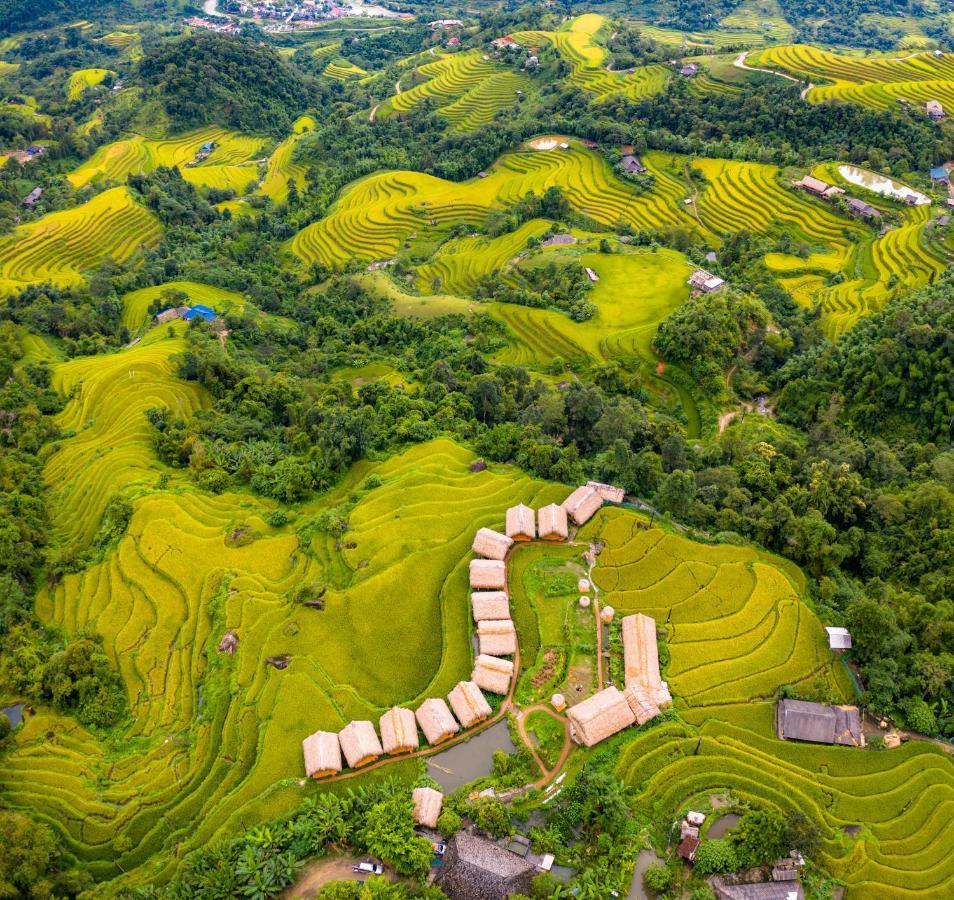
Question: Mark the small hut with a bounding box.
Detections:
[416,698,460,745]
[436,831,536,899]
[338,720,383,769]
[551,693,566,712]
[586,481,624,503]
[825,626,852,651]
[600,605,615,623]
[380,706,419,754]
[472,527,514,561]
[562,485,603,525]
[506,503,535,541]
[471,591,510,621]
[302,730,342,778]
[448,680,492,728]
[566,686,636,746]
[217,629,239,654]
[623,683,661,725]
[472,654,514,695]
[537,503,569,541]
[470,559,507,590]
[412,786,444,828]
[477,619,517,656]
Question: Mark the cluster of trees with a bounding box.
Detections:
[473,259,596,322]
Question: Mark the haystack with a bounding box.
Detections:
[302,730,342,778]
[621,613,672,707]
[472,591,510,621]
[412,786,444,828]
[578,577,591,593]
[537,503,568,540]
[600,605,615,623]
[379,706,419,754]
[448,680,492,728]
[472,527,513,561]
[472,654,514,695]
[566,686,636,746]
[505,504,535,541]
[587,481,625,503]
[623,683,661,725]
[416,698,460,745]
[551,693,566,712]
[338,720,383,769]
[470,559,507,590]
[562,485,602,525]
[579,595,590,608]
[478,619,517,656]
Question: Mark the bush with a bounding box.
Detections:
[469,797,510,837]
[436,809,461,836]
[643,863,674,893]
[693,839,739,876]
[901,698,938,736]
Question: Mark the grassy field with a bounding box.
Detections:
[0,187,161,292]
[67,67,114,101]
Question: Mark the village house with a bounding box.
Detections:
[379,706,419,754]
[621,613,672,708]
[412,786,443,828]
[436,831,536,899]
[711,878,805,900]
[478,618,517,656]
[472,527,513,560]
[585,266,599,282]
[471,591,510,621]
[537,502,569,540]
[302,730,342,778]
[930,166,950,184]
[448,680,492,727]
[825,626,852,651]
[846,197,881,219]
[795,175,829,196]
[470,558,507,590]
[338,720,383,769]
[680,63,699,77]
[416,698,460,745]
[776,699,864,747]
[491,35,520,50]
[566,685,637,746]
[505,503,535,540]
[620,154,647,175]
[926,99,945,121]
[541,233,575,247]
[587,480,625,503]
[20,187,41,207]
[472,654,513,694]
[677,834,700,862]
[562,484,603,525]
[688,268,725,293]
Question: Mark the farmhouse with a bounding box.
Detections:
[678,835,700,861]
[562,484,603,525]
[620,154,647,174]
[471,591,510,621]
[448,680,492,727]
[478,618,517,656]
[621,613,672,708]
[505,503,535,540]
[776,699,864,747]
[21,186,42,206]
[379,706,419,754]
[537,503,569,540]
[567,685,637,746]
[472,654,513,694]
[688,268,725,293]
[472,528,513,560]
[470,558,507,590]
[338,720,383,769]
[541,233,575,247]
[412,786,443,828]
[154,308,181,324]
[795,175,829,196]
[587,480,625,503]
[926,99,945,120]
[492,36,520,49]
[846,198,881,219]
[711,879,805,900]
[302,730,342,778]
[181,304,216,322]
[825,626,852,650]
[823,185,845,198]
[416,698,460,745]
[680,63,699,77]
[436,831,536,899]
[930,166,949,183]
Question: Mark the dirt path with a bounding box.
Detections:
[282,856,396,898]
[734,50,814,98]
[514,704,572,788]
[594,598,605,691]
[718,411,738,433]
[369,103,380,123]
[394,78,402,94]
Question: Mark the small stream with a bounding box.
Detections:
[425,719,516,791]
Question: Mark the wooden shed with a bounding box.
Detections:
[562,485,603,525]
[505,503,535,541]
[302,730,342,778]
[412,786,444,829]
[471,654,514,695]
[477,619,517,656]
[448,680,492,728]
[472,527,513,560]
[338,720,383,769]
[537,503,569,540]
[471,591,510,621]
[470,559,507,590]
[416,698,460,745]
[379,706,419,754]
[566,686,636,746]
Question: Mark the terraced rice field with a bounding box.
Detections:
[0,60,19,78]
[0,187,161,293]
[322,59,367,80]
[97,31,141,50]
[121,280,244,331]
[258,115,315,204]
[750,44,954,109]
[68,128,267,189]
[289,144,693,269]
[67,67,114,101]
[617,707,954,899]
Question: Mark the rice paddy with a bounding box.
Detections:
[322,59,367,80]
[0,187,161,292]
[258,115,316,204]
[121,280,244,332]
[67,67,114,101]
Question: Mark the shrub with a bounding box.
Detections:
[693,839,739,876]
[643,863,674,893]
[436,809,461,836]
[470,797,510,837]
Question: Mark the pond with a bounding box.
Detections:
[425,719,516,791]
[837,165,930,205]
[1,703,24,727]
[707,812,741,839]
[628,848,664,900]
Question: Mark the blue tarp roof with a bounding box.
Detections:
[182,304,216,321]
[930,167,949,180]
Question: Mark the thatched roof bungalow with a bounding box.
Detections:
[621,613,672,707]
[448,680,492,728]
[562,485,603,525]
[472,654,514,695]
[302,730,342,778]
[416,698,460,745]
[566,685,636,746]
[471,591,510,621]
[587,481,624,503]
[623,683,661,725]
[412,786,444,829]
[505,503,535,540]
[537,503,569,540]
[470,559,507,590]
[380,706,419,754]
[477,619,517,656]
[338,720,383,769]
[472,527,513,561]
[435,831,536,900]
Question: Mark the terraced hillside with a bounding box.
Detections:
[67,67,114,100]
[0,187,160,292]
[121,280,244,332]
[322,58,367,80]
[258,115,315,204]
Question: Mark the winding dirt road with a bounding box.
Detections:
[734,50,814,99]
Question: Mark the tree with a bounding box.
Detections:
[692,838,738,876]
[642,863,673,893]
[732,810,787,867]
[359,797,433,878]
[654,470,696,519]
[470,797,510,838]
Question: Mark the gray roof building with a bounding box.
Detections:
[711,878,805,900]
[776,699,863,747]
[435,831,536,899]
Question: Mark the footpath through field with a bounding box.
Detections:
[734,50,814,99]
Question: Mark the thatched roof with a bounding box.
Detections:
[552,693,566,711]
[477,618,517,656]
[505,503,535,540]
[380,706,419,754]
[566,686,636,746]
[621,613,672,707]
[587,481,624,503]
[338,720,383,769]
[469,559,507,590]
[600,605,615,622]
[471,654,513,695]
[562,485,603,525]
[416,698,460,745]
[448,680,492,727]
[537,503,568,540]
[217,629,239,654]
[623,683,661,725]
[412,786,444,829]
[302,730,342,777]
[777,700,863,747]
[471,591,510,621]
[472,527,513,561]
[435,831,536,900]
